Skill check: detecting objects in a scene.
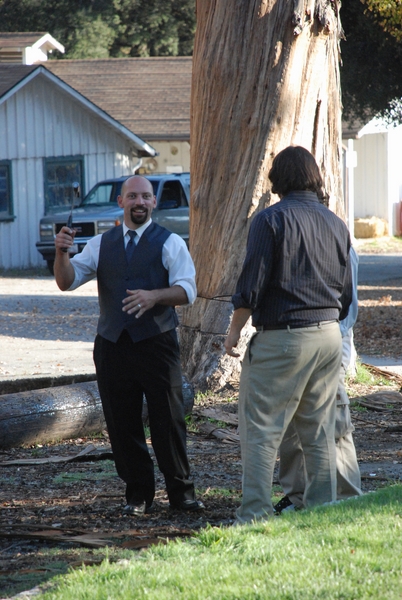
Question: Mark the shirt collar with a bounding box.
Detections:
[283,191,320,203]
[123,218,153,240]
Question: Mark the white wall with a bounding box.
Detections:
[0,74,136,269]
[352,120,402,236]
[353,132,388,221]
[387,126,402,235]
[141,140,190,174]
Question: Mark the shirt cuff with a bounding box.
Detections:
[175,280,196,305]
[66,269,81,291]
[232,293,253,310]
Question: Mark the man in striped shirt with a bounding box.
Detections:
[224,146,352,524]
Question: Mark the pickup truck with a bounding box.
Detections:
[36,173,190,274]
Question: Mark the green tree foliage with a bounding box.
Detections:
[63,12,116,59]
[0,0,115,58]
[340,0,402,124]
[363,0,402,42]
[110,0,196,57]
[0,0,195,58]
[1,0,401,123]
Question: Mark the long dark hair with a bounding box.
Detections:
[268,146,325,200]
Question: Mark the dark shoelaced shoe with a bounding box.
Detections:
[122,501,154,516]
[169,499,205,512]
[273,495,294,515]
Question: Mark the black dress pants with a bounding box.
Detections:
[93,329,195,506]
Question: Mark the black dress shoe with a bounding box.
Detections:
[169,499,205,512]
[123,501,154,516]
[273,495,300,515]
[273,495,293,514]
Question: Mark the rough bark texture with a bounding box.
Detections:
[180,0,344,390]
[0,382,105,449]
[0,379,195,449]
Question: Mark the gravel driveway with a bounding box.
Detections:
[1,247,401,386]
[0,275,98,383]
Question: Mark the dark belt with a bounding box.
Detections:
[255,320,338,332]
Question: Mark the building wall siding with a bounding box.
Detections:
[387,126,402,235]
[353,133,388,221]
[0,75,136,269]
[144,141,190,174]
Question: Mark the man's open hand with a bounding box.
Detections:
[122,289,157,318]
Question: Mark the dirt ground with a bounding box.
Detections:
[0,241,402,598]
[1,381,402,599]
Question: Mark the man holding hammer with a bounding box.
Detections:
[55,175,204,516]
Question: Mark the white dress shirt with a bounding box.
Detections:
[68,219,197,304]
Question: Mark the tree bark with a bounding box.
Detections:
[0,382,105,449]
[0,378,195,449]
[180,0,344,390]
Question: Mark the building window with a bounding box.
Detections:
[44,156,84,214]
[0,161,13,221]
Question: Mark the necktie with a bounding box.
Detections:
[126,230,137,262]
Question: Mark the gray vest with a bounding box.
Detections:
[97,223,178,343]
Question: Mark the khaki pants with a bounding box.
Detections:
[236,322,342,524]
[279,333,362,507]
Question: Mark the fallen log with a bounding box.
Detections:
[0,373,97,396]
[0,443,113,466]
[196,407,239,426]
[351,391,402,412]
[0,381,105,449]
[0,377,195,450]
[362,363,402,385]
[197,421,240,444]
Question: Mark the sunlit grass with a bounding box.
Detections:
[199,487,241,500]
[52,461,117,484]
[346,360,393,390]
[40,485,402,600]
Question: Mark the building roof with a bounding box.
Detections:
[45,56,366,141]
[0,64,156,156]
[0,32,64,63]
[0,53,367,142]
[44,57,192,141]
[342,114,375,139]
[0,63,38,97]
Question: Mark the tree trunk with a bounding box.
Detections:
[0,382,105,449]
[0,378,195,449]
[180,0,344,390]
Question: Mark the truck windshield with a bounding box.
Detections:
[81,179,160,206]
[82,183,115,206]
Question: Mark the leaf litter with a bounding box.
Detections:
[0,265,402,597]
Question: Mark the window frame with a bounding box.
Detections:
[158,180,188,210]
[0,160,15,222]
[43,155,85,215]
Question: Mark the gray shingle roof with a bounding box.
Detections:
[0,63,156,155]
[45,57,192,140]
[0,55,366,141]
[0,63,38,97]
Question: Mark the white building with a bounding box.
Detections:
[2,32,399,270]
[0,64,155,269]
[349,118,402,236]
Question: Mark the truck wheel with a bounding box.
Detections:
[46,260,54,275]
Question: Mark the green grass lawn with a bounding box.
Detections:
[40,484,402,599]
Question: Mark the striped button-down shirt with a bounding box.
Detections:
[232,191,352,328]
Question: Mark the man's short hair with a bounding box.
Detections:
[268,146,325,199]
